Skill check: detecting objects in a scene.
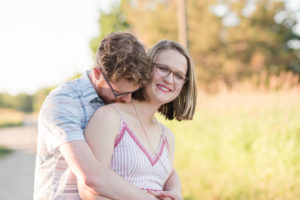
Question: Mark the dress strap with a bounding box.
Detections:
[159,123,170,151]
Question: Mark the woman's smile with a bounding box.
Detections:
[157,83,172,93]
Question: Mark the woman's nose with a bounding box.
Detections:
[163,72,175,84]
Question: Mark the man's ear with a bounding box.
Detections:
[93,67,101,80]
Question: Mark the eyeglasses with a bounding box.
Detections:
[99,67,139,99]
[154,63,188,85]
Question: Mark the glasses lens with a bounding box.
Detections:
[156,64,186,85]
[174,74,186,84]
[156,65,170,77]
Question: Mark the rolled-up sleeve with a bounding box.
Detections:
[39,92,85,152]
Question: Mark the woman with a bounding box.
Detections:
[79,40,197,200]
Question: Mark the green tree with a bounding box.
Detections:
[32,87,54,113]
[90,0,131,55]
[91,0,300,88]
[210,0,300,83]
[0,93,17,109]
[15,93,33,113]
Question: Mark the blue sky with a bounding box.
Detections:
[0,0,299,95]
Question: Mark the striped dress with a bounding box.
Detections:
[111,118,173,191]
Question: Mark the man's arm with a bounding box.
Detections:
[41,92,156,199]
[60,104,157,200]
[60,140,157,200]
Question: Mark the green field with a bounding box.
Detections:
[160,89,300,200]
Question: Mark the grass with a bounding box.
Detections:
[159,89,300,200]
[0,146,12,158]
[0,109,24,128]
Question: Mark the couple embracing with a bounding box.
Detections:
[34,32,197,200]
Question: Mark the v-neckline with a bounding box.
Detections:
[115,120,165,166]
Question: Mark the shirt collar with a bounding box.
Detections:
[78,70,104,104]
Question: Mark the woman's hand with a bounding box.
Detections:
[147,190,183,200]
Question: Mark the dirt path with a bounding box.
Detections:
[0,125,37,200]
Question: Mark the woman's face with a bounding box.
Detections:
[145,49,188,106]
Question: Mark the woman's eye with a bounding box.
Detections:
[158,66,169,72]
[175,73,185,80]
[158,66,168,71]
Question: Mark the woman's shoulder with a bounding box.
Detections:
[94,103,132,119]
[92,103,121,123]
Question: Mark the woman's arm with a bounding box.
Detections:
[154,127,183,200]
[78,105,120,200]
[164,129,181,195]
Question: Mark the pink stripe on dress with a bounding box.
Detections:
[111,120,172,191]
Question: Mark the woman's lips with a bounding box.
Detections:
[157,84,171,93]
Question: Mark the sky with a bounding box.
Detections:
[0,0,111,95]
[0,0,299,95]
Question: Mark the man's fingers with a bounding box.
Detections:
[147,190,183,200]
[147,191,170,199]
[157,191,176,198]
[147,190,161,197]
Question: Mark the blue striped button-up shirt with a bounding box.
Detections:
[34,71,105,200]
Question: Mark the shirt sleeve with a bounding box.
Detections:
[39,92,85,152]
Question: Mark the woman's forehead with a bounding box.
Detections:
[155,49,188,74]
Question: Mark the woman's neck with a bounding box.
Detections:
[131,99,160,124]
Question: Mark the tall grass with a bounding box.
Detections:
[160,88,300,200]
[0,109,24,128]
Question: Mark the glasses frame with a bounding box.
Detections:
[99,67,138,99]
[153,63,188,85]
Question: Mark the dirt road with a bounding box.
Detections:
[0,126,37,200]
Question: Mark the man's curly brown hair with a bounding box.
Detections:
[96,32,152,87]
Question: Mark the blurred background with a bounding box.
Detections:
[0,0,299,199]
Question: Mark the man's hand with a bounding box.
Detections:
[147,190,183,200]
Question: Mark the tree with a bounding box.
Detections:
[0,93,17,109]
[32,87,54,113]
[91,0,300,88]
[15,93,33,113]
[90,0,131,55]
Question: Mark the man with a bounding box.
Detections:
[34,32,181,200]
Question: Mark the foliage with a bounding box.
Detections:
[158,89,300,200]
[90,0,300,90]
[32,87,54,113]
[0,93,33,113]
[90,0,131,55]
[0,93,17,109]
[0,87,53,114]
[0,146,12,158]
[15,93,33,113]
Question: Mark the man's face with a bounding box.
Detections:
[96,76,140,104]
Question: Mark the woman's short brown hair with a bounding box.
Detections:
[96,32,152,87]
[133,40,197,121]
